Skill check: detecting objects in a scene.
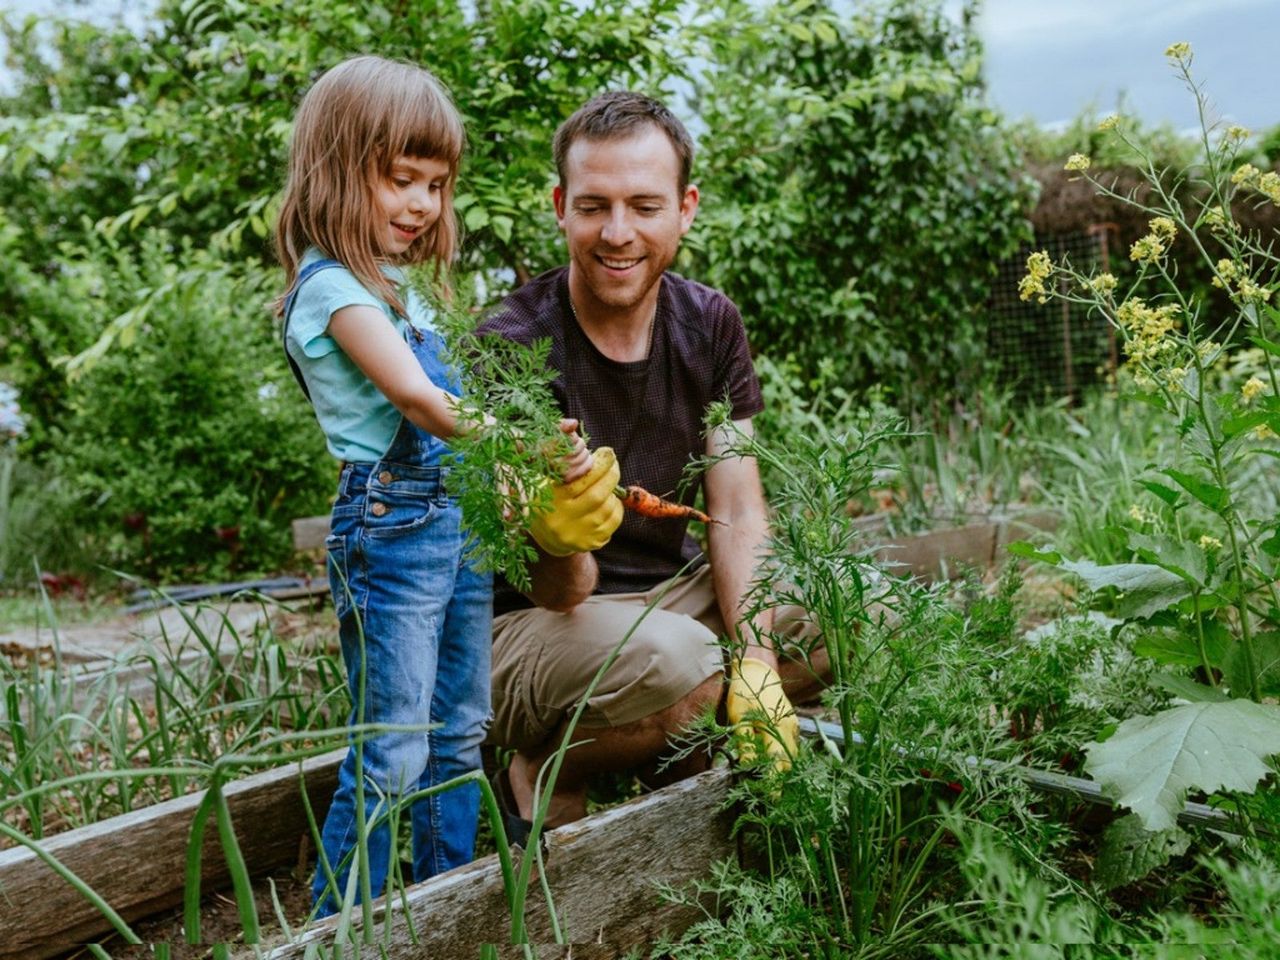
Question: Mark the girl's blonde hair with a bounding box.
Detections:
[274,55,464,318]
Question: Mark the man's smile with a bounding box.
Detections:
[597,254,643,271]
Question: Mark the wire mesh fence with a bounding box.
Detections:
[988,227,1116,404]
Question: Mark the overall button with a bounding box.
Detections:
[377,470,393,485]
[370,501,388,517]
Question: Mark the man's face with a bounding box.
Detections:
[554,125,698,319]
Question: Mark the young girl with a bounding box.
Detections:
[274,55,590,915]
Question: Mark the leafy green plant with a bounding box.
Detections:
[1012,44,1280,859]
[931,819,1143,955]
[687,0,1034,411]
[0,384,88,584]
[0,596,348,841]
[47,234,331,581]
[415,271,576,592]
[658,404,1097,957]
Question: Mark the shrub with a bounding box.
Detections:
[686,0,1035,411]
[49,234,330,581]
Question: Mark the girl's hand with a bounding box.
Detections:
[556,418,593,484]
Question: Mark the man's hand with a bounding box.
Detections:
[726,656,799,772]
[527,446,624,557]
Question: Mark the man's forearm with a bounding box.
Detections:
[708,506,775,665]
[523,547,598,612]
[704,420,776,667]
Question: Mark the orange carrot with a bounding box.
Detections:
[615,485,725,525]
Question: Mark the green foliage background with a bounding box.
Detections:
[0,0,1033,582]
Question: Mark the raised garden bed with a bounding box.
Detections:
[0,750,344,958]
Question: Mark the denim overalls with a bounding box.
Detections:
[284,260,492,914]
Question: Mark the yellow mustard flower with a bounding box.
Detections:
[1148,217,1177,243]
[1258,171,1280,205]
[1197,340,1221,363]
[1064,153,1091,173]
[1200,206,1228,231]
[1226,125,1250,141]
[1165,42,1191,61]
[1198,535,1222,550]
[1232,163,1260,185]
[1128,504,1149,524]
[1242,376,1267,402]
[1088,273,1118,296]
[1133,371,1157,391]
[1255,424,1278,441]
[1116,298,1180,364]
[1019,250,1054,303]
[1130,234,1166,264]
[1098,115,1120,131]
[1236,278,1273,305]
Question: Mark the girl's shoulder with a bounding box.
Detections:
[286,252,397,354]
[292,252,389,318]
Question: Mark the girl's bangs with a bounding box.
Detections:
[396,91,464,167]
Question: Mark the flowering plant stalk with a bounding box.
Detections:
[1014,43,1280,840]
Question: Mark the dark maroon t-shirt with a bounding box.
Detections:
[479,266,763,613]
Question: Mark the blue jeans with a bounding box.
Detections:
[312,459,492,915]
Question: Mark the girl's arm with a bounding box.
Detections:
[327,306,593,484]
[329,304,466,439]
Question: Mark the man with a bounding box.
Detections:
[482,92,820,828]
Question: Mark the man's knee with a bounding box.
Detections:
[652,671,723,730]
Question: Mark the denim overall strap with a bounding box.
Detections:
[281,257,343,403]
[376,325,463,471]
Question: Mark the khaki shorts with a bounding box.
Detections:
[488,565,816,753]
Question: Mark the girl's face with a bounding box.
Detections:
[373,155,451,256]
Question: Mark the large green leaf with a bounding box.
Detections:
[1059,558,1194,620]
[1162,469,1229,512]
[1127,532,1207,586]
[1132,619,1232,669]
[1137,479,1182,507]
[1224,631,1280,698]
[1149,672,1229,703]
[1084,700,1280,831]
[1094,813,1190,891]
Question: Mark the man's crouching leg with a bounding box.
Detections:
[507,672,721,826]
[490,593,725,828]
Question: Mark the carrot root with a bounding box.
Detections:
[614,485,725,526]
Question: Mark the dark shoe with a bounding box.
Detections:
[491,766,532,849]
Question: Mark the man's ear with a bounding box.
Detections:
[679,184,700,235]
[553,184,567,229]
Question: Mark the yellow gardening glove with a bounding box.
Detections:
[527,446,624,557]
[726,656,800,772]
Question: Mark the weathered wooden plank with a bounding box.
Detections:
[0,604,272,725]
[995,509,1061,555]
[0,602,269,665]
[292,516,330,553]
[875,522,1000,580]
[0,749,346,958]
[260,766,736,958]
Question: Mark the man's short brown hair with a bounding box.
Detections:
[552,91,695,194]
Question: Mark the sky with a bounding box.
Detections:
[975,0,1278,131]
[4,0,1278,132]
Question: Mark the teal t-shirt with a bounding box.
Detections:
[285,248,437,462]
